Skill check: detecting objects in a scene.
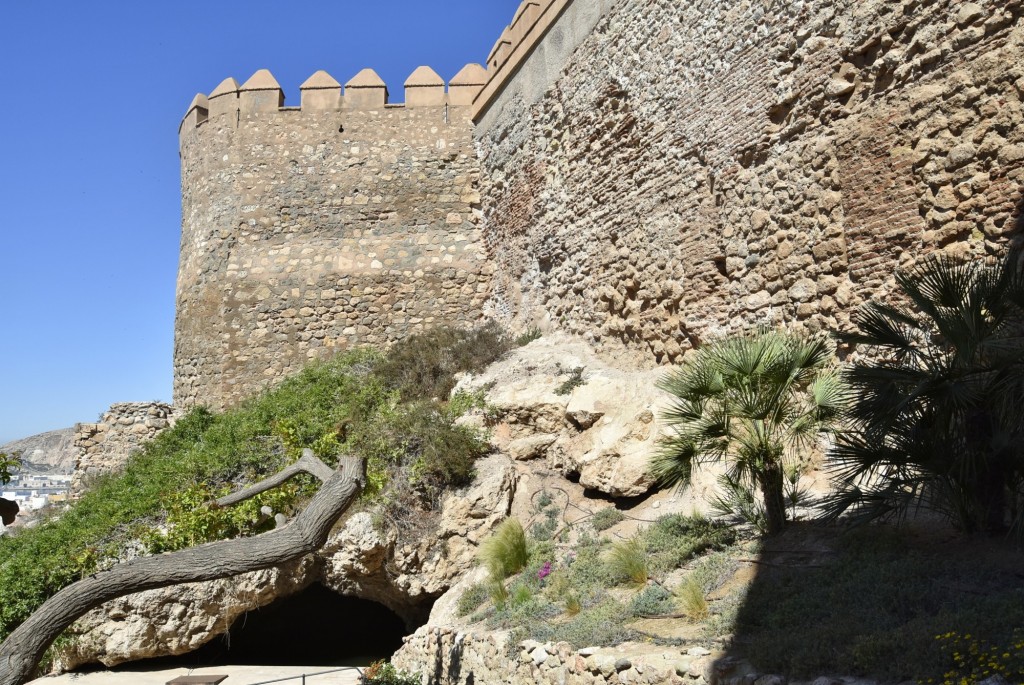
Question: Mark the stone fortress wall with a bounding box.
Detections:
[174,65,492,408]
[476,0,1024,366]
[173,0,1024,400]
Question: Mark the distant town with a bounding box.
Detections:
[0,471,72,535]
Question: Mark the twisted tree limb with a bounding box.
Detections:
[0,453,364,685]
[216,449,335,506]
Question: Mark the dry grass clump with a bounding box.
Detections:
[606,538,649,588]
[479,518,529,581]
[677,577,709,621]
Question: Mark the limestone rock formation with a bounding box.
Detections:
[1,428,76,475]
[56,455,518,670]
[56,559,316,671]
[456,333,668,498]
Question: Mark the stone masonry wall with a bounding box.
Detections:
[175,70,490,409]
[394,626,814,685]
[72,402,179,496]
[477,0,1024,366]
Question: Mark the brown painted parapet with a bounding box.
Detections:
[346,68,389,109]
[178,94,208,133]
[207,77,239,119]
[449,64,488,107]
[181,65,488,134]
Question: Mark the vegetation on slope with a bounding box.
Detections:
[0,324,512,646]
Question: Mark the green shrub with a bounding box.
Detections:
[0,451,20,485]
[631,584,674,617]
[514,327,543,346]
[644,513,737,574]
[373,322,512,401]
[457,581,490,617]
[511,583,534,607]
[564,592,582,616]
[479,518,529,581]
[676,577,708,621]
[591,507,625,531]
[554,366,586,396]
[530,597,636,648]
[487,577,510,610]
[606,538,649,588]
[352,400,485,498]
[360,660,420,685]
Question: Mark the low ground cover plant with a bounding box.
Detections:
[462,512,738,650]
[733,527,1024,680]
[360,660,420,685]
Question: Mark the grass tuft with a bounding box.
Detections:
[606,538,649,588]
[479,518,529,581]
[677,577,709,621]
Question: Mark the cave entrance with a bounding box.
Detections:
[131,584,410,668]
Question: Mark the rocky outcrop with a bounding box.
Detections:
[457,333,668,499]
[57,454,519,670]
[57,558,316,670]
[1,428,77,474]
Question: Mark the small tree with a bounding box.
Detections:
[825,248,1024,534]
[0,451,19,486]
[652,330,846,535]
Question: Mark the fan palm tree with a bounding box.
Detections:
[825,247,1024,535]
[652,330,846,535]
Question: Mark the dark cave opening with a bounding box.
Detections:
[119,584,412,669]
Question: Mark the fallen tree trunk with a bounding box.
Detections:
[0,452,364,685]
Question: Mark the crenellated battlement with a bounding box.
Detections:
[471,0,573,122]
[179,64,488,136]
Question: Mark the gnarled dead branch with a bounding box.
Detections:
[0,453,363,685]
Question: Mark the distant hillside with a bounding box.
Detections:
[1,428,77,474]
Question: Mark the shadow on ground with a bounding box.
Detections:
[710,522,1024,682]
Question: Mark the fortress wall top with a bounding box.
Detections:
[476,0,1024,366]
[471,0,616,126]
[175,77,489,408]
[179,64,488,141]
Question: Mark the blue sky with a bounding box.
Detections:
[0,0,519,445]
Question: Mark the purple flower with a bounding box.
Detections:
[538,561,552,581]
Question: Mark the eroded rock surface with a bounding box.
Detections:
[457,333,668,499]
[57,455,518,670]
